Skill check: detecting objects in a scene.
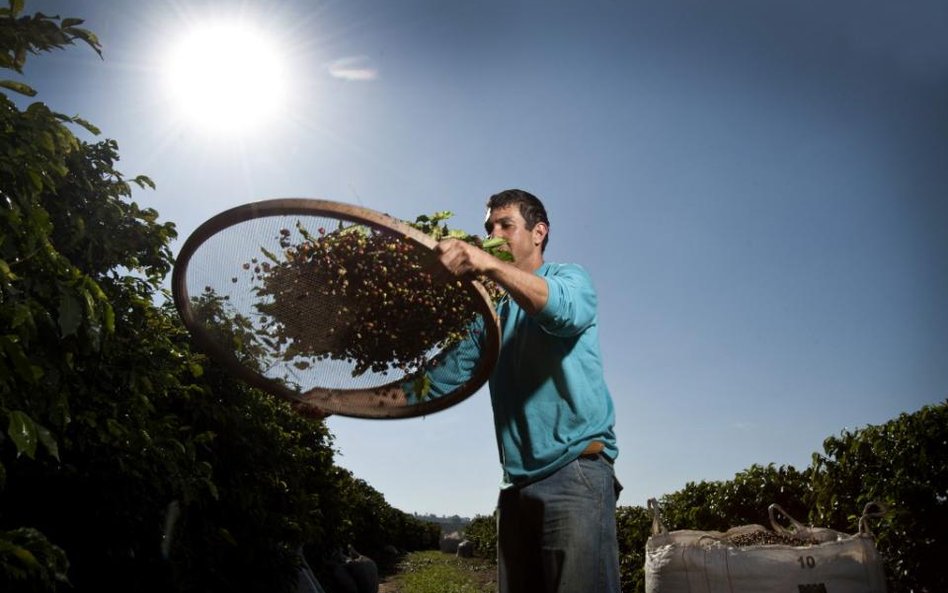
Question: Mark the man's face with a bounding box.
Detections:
[485,204,545,268]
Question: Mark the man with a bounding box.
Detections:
[435,189,621,593]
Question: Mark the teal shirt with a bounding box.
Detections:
[416,261,618,487]
[492,262,618,487]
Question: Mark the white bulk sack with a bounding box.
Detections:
[644,500,887,593]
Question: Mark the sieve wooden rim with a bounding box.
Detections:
[171,198,501,419]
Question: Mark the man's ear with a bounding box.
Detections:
[533,222,548,246]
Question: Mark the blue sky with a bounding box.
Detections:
[16,0,948,517]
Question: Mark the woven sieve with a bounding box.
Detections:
[171,199,500,419]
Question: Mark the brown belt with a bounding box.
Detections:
[579,441,612,463]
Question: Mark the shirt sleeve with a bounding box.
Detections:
[533,264,598,337]
[402,315,485,402]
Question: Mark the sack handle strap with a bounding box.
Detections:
[768,503,807,534]
[648,498,668,536]
[648,500,886,539]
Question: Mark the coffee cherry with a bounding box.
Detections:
[241,214,506,396]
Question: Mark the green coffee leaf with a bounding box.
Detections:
[481,237,506,249]
[132,174,155,189]
[412,374,432,400]
[0,80,37,97]
[261,246,280,264]
[36,424,60,462]
[58,292,82,337]
[7,410,38,459]
[68,115,101,135]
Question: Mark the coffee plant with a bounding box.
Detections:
[810,400,947,593]
[462,514,497,560]
[0,4,445,591]
[615,505,650,593]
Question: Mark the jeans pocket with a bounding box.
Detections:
[572,458,598,494]
[579,456,623,503]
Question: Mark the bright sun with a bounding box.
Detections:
[163,21,287,136]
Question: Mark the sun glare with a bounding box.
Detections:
[163,21,288,136]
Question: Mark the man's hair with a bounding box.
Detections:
[485,189,550,252]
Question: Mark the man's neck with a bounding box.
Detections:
[518,255,544,273]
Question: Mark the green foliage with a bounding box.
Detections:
[0,6,202,578]
[615,505,650,593]
[391,550,494,593]
[154,327,341,592]
[656,463,813,532]
[0,528,68,592]
[0,5,134,589]
[810,400,947,593]
[409,211,513,262]
[462,514,496,560]
[0,3,434,591]
[0,1,101,98]
[332,470,440,558]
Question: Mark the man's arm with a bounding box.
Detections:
[434,238,548,315]
[400,312,485,403]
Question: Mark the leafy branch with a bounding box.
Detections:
[0,2,102,97]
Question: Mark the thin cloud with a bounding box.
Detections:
[328,56,378,81]
[731,421,756,432]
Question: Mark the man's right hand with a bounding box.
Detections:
[434,238,499,278]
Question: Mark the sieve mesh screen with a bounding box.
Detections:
[173,199,500,419]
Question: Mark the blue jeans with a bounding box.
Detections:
[497,454,622,593]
